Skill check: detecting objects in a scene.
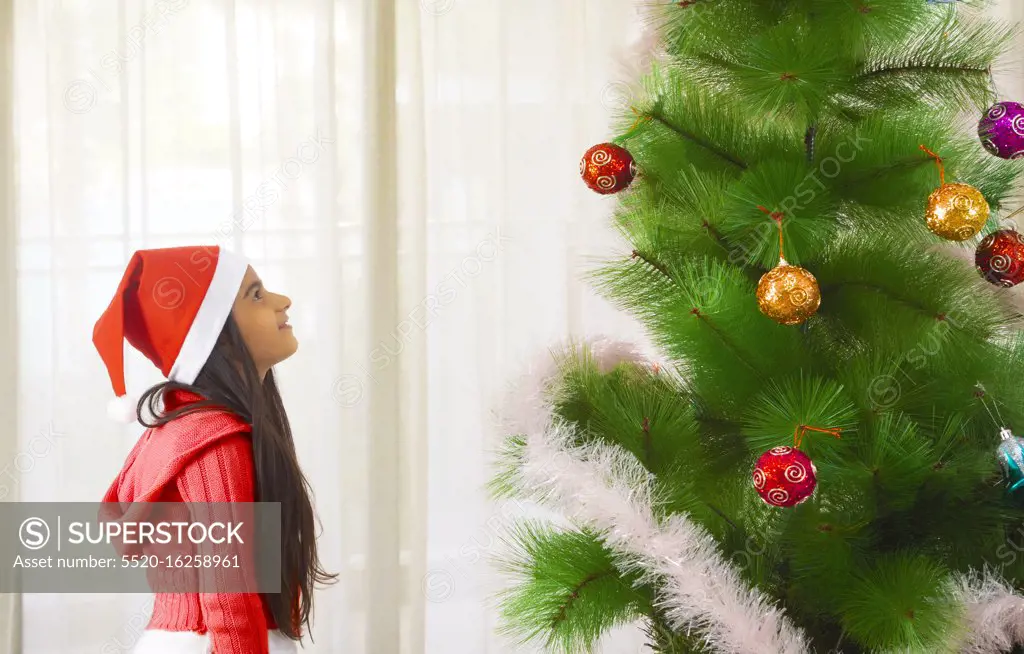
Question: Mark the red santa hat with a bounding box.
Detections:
[92,245,250,423]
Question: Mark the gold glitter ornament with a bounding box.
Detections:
[925,183,990,241]
[757,259,821,326]
[754,206,821,326]
[919,145,990,242]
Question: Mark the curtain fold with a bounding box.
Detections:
[396,1,429,652]
[363,0,403,650]
[994,0,1024,106]
[0,0,17,650]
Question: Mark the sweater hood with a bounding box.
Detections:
[99,390,251,556]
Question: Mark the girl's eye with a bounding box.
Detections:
[254,289,264,301]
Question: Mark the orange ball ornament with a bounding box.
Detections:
[924,183,990,242]
[756,259,821,326]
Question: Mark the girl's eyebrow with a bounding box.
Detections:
[243,280,263,298]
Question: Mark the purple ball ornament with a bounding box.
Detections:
[979,102,1024,160]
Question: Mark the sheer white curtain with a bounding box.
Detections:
[994,0,1024,111]
[0,1,16,653]
[4,0,647,652]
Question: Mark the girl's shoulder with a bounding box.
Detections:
[158,406,252,456]
[159,389,252,442]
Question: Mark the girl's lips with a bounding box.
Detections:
[279,323,292,330]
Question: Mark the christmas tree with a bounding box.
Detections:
[489,1,1024,652]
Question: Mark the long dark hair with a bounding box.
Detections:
[136,313,337,638]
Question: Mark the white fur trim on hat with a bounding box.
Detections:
[167,248,249,386]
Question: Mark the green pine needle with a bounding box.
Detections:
[837,553,962,652]
[551,346,701,474]
[487,433,528,502]
[492,521,650,654]
[740,373,859,455]
[852,12,1014,114]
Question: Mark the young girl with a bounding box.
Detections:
[93,245,336,653]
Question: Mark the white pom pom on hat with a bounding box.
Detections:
[92,245,250,423]
[106,394,139,424]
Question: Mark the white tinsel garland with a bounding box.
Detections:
[500,336,1024,653]
[609,1,672,84]
[497,335,656,436]
[516,419,811,654]
[949,572,1024,654]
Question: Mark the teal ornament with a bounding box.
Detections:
[998,428,1024,494]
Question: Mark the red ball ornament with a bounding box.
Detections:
[976,228,1024,287]
[580,143,636,194]
[752,446,817,508]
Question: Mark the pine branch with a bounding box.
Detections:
[820,280,947,322]
[706,502,741,532]
[494,522,650,653]
[642,416,654,468]
[644,606,706,653]
[701,219,729,251]
[849,12,1011,112]
[842,154,933,189]
[551,570,616,628]
[647,109,748,170]
[691,306,763,376]
[855,63,990,82]
[631,249,674,281]
[696,413,744,434]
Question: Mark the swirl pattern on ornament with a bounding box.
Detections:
[766,488,790,505]
[752,468,766,490]
[591,149,612,165]
[784,462,808,483]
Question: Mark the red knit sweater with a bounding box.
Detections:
[101,390,294,654]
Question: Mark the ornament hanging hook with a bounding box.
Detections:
[975,382,1008,429]
[794,424,843,449]
[919,144,946,186]
[1001,204,1024,230]
[757,205,787,263]
[619,106,653,141]
[988,66,1001,103]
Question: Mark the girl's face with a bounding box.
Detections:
[232,265,298,377]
